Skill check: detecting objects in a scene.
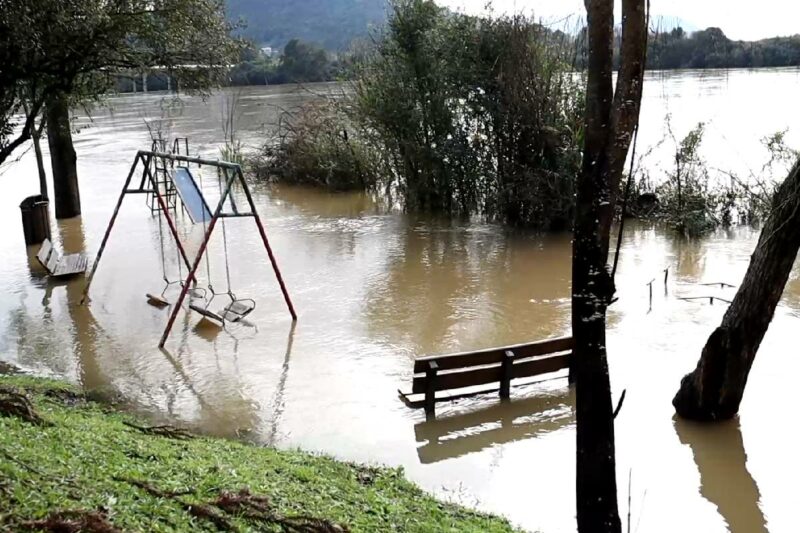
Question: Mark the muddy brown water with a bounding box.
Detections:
[2,71,800,532]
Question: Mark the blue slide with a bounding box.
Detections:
[172,167,212,224]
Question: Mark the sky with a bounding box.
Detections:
[438,0,800,41]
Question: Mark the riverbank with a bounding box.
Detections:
[0,374,518,532]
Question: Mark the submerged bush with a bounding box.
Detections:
[256,0,584,229]
[350,0,584,228]
[655,123,719,236]
[631,122,795,236]
[253,101,386,191]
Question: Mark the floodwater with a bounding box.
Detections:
[2,70,800,532]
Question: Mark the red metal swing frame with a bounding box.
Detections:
[81,150,297,347]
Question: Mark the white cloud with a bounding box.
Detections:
[437,0,800,41]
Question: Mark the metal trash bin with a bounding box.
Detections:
[19,195,51,245]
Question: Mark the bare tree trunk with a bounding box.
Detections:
[573,2,619,530]
[22,99,49,199]
[573,2,647,532]
[46,95,81,219]
[31,117,48,199]
[674,159,800,420]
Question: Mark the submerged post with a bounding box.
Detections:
[500,350,515,400]
[425,361,439,416]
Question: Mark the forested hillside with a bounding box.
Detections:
[227,0,387,50]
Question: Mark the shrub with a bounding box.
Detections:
[253,101,386,191]
[347,0,584,227]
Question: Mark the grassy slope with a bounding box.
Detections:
[0,376,519,532]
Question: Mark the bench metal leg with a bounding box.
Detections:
[425,361,439,416]
[568,351,576,385]
[500,350,515,400]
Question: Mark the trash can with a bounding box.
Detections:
[20,195,51,245]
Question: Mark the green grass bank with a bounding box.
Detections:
[0,374,519,532]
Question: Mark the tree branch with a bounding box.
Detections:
[0,96,45,166]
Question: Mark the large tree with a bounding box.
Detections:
[0,0,236,216]
[674,159,800,420]
[572,1,647,532]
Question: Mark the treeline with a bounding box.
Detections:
[647,27,800,69]
[229,39,344,85]
[227,24,800,90]
[114,39,341,91]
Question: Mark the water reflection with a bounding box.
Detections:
[60,218,107,390]
[675,417,768,533]
[364,219,572,357]
[415,384,574,464]
[266,323,296,446]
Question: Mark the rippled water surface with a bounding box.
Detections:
[3,72,800,532]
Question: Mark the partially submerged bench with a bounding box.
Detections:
[400,336,573,415]
[36,239,88,278]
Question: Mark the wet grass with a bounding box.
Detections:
[0,375,520,532]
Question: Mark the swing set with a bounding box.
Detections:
[81,149,297,348]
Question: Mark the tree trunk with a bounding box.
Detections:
[31,117,48,199]
[572,2,647,532]
[46,95,81,219]
[573,2,620,531]
[674,159,800,420]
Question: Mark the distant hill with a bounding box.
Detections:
[226,0,388,51]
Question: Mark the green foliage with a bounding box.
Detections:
[255,101,386,191]
[632,123,798,236]
[0,376,519,532]
[279,39,334,83]
[655,123,718,236]
[345,0,584,228]
[648,26,800,69]
[227,0,388,51]
[229,39,340,85]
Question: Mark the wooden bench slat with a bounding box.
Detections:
[413,336,573,374]
[52,253,88,277]
[412,352,570,394]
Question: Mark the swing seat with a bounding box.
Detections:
[146,293,170,308]
[225,300,255,318]
[189,304,226,323]
[219,300,255,323]
[189,299,255,325]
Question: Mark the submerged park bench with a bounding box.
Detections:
[36,239,88,279]
[400,336,574,415]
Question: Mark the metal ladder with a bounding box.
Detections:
[146,138,188,213]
